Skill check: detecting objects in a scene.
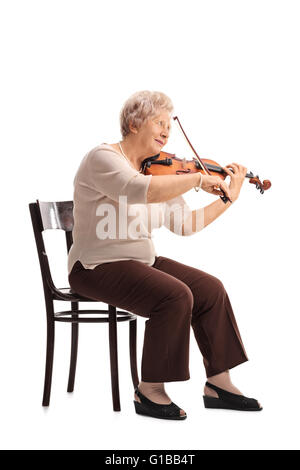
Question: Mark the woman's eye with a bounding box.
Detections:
[155,120,170,130]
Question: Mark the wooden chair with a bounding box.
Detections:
[28,200,139,411]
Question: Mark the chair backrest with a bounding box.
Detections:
[29,200,74,297]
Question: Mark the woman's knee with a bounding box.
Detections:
[193,274,226,310]
[206,275,226,299]
[174,284,194,314]
[210,275,225,292]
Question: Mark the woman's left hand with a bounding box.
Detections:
[222,163,248,202]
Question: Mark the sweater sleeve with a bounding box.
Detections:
[163,195,193,236]
[88,146,152,204]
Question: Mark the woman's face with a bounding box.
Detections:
[135,109,171,155]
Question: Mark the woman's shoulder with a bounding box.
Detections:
[88,143,122,156]
[85,143,124,164]
[82,143,134,175]
[101,143,122,154]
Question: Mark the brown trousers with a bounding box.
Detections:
[68,256,248,382]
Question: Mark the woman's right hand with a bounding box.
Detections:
[201,174,232,202]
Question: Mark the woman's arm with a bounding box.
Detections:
[147,172,232,203]
[182,198,230,235]
[182,163,248,235]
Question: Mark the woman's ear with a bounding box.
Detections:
[129,121,138,134]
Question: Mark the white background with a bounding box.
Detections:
[0,0,299,450]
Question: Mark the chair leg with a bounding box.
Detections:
[67,301,79,393]
[42,315,55,406]
[129,319,139,388]
[108,305,121,411]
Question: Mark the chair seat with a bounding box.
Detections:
[53,287,98,302]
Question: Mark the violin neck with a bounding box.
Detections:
[206,163,253,179]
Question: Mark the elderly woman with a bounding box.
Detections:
[68,90,262,420]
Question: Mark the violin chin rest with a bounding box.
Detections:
[143,153,161,164]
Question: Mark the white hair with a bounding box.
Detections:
[120,90,174,138]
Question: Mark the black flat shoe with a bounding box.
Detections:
[134,387,187,420]
[203,381,263,411]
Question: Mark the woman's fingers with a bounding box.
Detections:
[220,181,232,201]
[212,177,223,190]
[211,189,222,195]
[224,163,247,177]
[233,163,247,175]
[223,166,234,175]
[203,175,232,200]
[212,180,232,201]
[225,163,239,172]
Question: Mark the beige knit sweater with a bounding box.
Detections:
[68,144,192,274]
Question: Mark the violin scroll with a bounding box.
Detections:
[248,172,272,194]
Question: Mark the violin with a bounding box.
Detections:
[141,116,271,203]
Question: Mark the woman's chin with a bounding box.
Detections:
[153,143,163,154]
[144,146,161,158]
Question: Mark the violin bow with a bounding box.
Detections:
[173,116,229,204]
